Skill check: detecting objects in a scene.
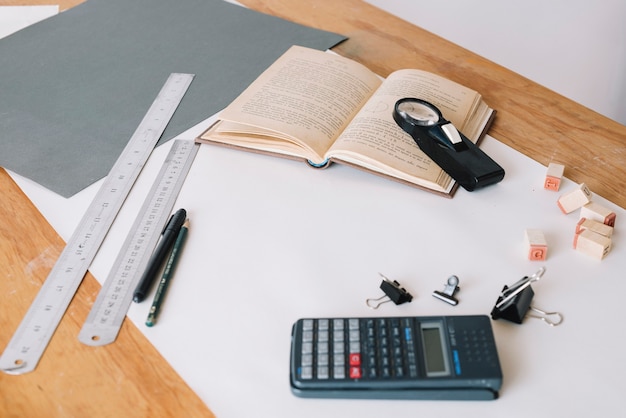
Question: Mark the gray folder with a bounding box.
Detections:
[0,0,345,197]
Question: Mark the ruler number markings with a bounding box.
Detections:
[79,140,199,345]
[0,73,194,374]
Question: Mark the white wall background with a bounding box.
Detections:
[365,0,626,126]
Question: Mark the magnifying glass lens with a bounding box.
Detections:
[397,101,440,126]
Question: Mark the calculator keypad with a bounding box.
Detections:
[297,317,417,381]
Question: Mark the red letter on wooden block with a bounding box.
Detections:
[557,183,592,214]
[576,218,614,238]
[544,163,565,191]
[580,202,616,227]
[524,229,547,261]
[573,229,612,260]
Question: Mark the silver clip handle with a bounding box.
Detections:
[528,307,563,327]
[496,267,545,309]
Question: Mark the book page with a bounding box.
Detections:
[212,46,382,162]
[378,69,479,130]
[328,69,482,190]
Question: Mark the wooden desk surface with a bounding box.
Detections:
[1,1,625,417]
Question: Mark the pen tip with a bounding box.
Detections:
[182,219,190,228]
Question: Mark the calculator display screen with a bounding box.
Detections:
[420,322,451,377]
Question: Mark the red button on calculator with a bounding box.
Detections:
[349,353,361,366]
[349,366,362,379]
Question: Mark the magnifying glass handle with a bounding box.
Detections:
[393,98,505,191]
[424,125,504,191]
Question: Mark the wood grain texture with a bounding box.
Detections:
[0,169,215,417]
[1,0,625,417]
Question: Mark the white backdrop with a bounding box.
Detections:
[366,0,626,126]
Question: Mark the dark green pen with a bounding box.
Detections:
[146,218,189,327]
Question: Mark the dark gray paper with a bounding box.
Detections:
[0,0,345,197]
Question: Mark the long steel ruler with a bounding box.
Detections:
[79,139,199,346]
[0,73,194,375]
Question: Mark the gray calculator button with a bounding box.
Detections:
[318,319,329,330]
[317,365,329,379]
[333,319,344,330]
[301,353,313,367]
[318,353,329,366]
[301,366,313,379]
[334,366,346,379]
[334,354,345,366]
[302,319,314,331]
[302,342,313,354]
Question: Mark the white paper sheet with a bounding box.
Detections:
[9,115,626,417]
[0,5,58,39]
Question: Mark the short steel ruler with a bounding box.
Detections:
[0,73,194,375]
[79,139,199,346]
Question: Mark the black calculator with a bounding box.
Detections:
[290,315,502,400]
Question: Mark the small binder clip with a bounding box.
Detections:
[432,275,460,305]
[366,273,413,309]
[490,267,562,326]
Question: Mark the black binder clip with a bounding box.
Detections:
[490,267,562,326]
[432,275,460,306]
[366,273,413,309]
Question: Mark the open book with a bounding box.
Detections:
[196,45,495,197]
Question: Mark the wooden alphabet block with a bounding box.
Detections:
[580,202,616,227]
[576,217,614,238]
[573,229,612,260]
[524,229,547,261]
[557,183,592,214]
[544,163,565,191]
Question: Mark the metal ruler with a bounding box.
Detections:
[0,73,194,375]
[79,139,199,346]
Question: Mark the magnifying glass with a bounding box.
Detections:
[393,98,505,191]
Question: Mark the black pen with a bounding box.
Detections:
[133,208,187,303]
[146,218,189,327]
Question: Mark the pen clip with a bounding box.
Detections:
[162,209,187,234]
[162,214,175,234]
